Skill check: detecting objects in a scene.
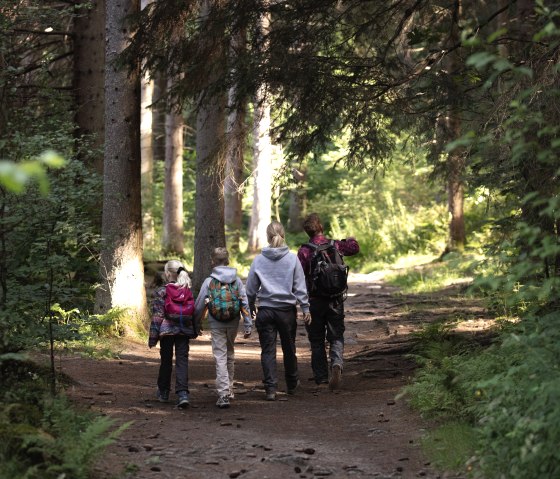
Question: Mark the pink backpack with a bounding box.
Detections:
[164,283,195,325]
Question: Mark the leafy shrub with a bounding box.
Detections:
[0,358,127,479]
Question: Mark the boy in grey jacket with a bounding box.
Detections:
[246,221,310,401]
[194,247,252,408]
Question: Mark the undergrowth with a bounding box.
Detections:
[0,358,128,479]
[402,308,560,478]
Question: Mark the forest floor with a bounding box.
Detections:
[61,271,491,479]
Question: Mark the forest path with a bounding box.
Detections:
[62,272,487,479]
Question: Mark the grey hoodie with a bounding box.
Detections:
[246,246,310,313]
[194,266,252,330]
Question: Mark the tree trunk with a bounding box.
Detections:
[73,0,105,176]
[224,30,247,252]
[95,0,148,330]
[193,1,227,293]
[152,73,167,162]
[140,0,155,250]
[247,10,273,253]
[445,0,465,252]
[163,90,184,254]
[287,167,306,233]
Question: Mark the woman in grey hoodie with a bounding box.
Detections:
[246,221,311,401]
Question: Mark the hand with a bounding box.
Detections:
[250,305,257,320]
[243,329,252,339]
[303,312,312,325]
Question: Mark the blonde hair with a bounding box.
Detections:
[164,260,191,288]
[212,247,229,266]
[266,221,286,248]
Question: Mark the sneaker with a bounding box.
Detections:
[216,395,230,409]
[329,364,342,391]
[287,380,301,395]
[228,389,235,400]
[265,390,277,401]
[156,389,169,402]
[177,391,190,408]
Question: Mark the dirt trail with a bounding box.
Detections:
[61,274,465,479]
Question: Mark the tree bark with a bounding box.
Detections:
[152,73,167,162]
[224,30,248,252]
[247,84,273,253]
[287,167,306,233]
[445,0,465,252]
[140,0,155,250]
[193,1,227,293]
[73,0,105,176]
[95,0,148,330]
[247,10,273,253]
[163,87,184,254]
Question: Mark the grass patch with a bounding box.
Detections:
[385,252,480,294]
[421,421,477,472]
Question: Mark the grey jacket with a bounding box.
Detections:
[194,266,252,331]
[246,246,310,313]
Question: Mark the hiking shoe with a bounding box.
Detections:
[265,390,277,401]
[287,380,301,395]
[329,364,342,391]
[177,391,190,408]
[156,389,169,402]
[216,395,230,409]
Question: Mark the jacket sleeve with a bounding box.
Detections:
[194,279,210,323]
[292,256,310,314]
[336,237,360,256]
[245,260,260,308]
[148,287,165,347]
[236,277,252,330]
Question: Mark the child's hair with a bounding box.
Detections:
[164,260,191,288]
[212,247,229,266]
[266,221,286,248]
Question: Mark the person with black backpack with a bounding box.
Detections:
[297,213,359,390]
[246,221,311,401]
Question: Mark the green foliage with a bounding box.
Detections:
[294,136,449,271]
[421,422,477,472]
[0,359,128,479]
[0,151,65,194]
[385,253,478,294]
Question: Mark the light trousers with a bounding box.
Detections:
[211,327,238,397]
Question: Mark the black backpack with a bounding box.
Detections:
[305,240,349,298]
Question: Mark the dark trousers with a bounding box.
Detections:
[255,306,299,392]
[158,335,190,394]
[306,297,345,383]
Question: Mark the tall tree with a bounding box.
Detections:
[162,85,184,254]
[73,0,105,175]
[247,8,273,253]
[224,30,248,252]
[140,0,155,250]
[445,0,466,252]
[95,0,148,329]
[192,0,227,293]
[287,166,306,233]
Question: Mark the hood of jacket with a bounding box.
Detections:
[210,265,238,284]
[165,283,191,303]
[261,246,290,261]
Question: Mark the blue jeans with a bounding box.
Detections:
[306,297,345,383]
[158,335,190,394]
[255,306,299,392]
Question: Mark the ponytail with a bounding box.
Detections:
[266,221,286,248]
[164,260,191,288]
